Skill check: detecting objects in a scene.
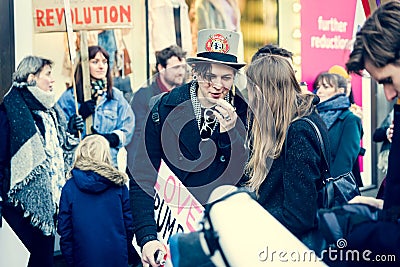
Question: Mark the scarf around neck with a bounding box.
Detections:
[316,93,350,129]
[27,85,56,109]
[3,84,66,235]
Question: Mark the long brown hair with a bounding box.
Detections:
[74,46,113,103]
[245,55,315,193]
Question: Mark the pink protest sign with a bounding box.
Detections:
[133,160,204,266]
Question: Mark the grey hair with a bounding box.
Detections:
[12,56,53,83]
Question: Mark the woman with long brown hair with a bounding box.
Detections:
[57,45,134,167]
[245,55,330,250]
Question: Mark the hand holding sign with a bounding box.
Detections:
[133,161,205,267]
[141,240,166,267]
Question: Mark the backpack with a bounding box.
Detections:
[149,92,168,126]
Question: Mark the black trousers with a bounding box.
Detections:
[3,203,55,267]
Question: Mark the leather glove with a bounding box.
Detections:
[68,114,84,136]
[78,99,96,120]
[91,127,120,148]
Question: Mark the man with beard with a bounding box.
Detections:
[127,45,187,163]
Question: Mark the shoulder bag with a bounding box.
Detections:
[297,117,360,209]
[285,117,360,209]
[290,117,360,208]
[285,117,360,254]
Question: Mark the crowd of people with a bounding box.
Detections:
[1,1,400,267]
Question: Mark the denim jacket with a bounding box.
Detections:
[57,87,135,166]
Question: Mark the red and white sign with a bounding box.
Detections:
[32,0,133,33]
[154,160,204,237]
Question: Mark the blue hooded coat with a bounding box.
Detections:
[57,164,134,267]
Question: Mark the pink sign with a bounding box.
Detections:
[300,0,362,105]
[133,160,204,267]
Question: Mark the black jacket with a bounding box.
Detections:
[345,104,400,267]
[257,111,331,238]
[128,82,248,247]
[126,80,163,165]
[373,110,393,153]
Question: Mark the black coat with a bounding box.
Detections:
[257,111,331,238]
[0,105,10,206]
[126,80,163,165]
[128,82,248,247]
[345,104,400,267]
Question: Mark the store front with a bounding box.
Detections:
[0,1,393,264]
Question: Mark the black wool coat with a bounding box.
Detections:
[257,111,330,238]
[128,82,249,247]
[345,104,400,267]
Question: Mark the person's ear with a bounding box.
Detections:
[338,87,345,94]
[27,74,35,83]
[157,63,165,73]
[27,74,37,86]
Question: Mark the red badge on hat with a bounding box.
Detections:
[205,34,230,54]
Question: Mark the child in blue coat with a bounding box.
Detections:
[57,134,137,267]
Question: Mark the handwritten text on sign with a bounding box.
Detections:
[133,161,204,267]
[154,161,204,244]
[32,0,133,32]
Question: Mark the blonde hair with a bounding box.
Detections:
[74,134,113,166]
[245,55,315,194]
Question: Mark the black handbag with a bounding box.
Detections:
[286,118,360,255]
[298,117,360,209]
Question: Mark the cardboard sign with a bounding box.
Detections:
[134,160,204,266]
[155,161,204,236]
[32,0,133,33]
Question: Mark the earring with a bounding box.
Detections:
[192,74,197,80]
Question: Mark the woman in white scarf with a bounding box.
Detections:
[0,56,81,267]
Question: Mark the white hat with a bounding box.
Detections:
[187,29,246,69]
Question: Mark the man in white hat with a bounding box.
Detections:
[127,29,248,267]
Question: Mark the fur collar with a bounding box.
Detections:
[73,158,127,186]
